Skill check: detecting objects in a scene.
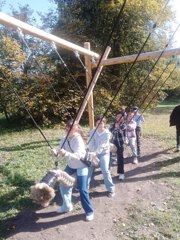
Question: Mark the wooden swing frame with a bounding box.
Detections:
[0,12,179,128]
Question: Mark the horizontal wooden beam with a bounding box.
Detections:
[99,47,180,66]
[0,12,100,59]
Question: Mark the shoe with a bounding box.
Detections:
[86,212,94,221]
[176,146,180,152]
[119,174,125,181]
[133,157,138,164]
[56,205,73,213]
[108,191,115,198]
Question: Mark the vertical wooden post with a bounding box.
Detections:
[84,42,94,129]
[76,46,111,123]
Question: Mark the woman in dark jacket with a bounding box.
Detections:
[109,112,126,180]
[170,105,180,151]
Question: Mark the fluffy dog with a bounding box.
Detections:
[30,169,75,207]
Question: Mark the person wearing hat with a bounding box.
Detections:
[170,105,180,151]
[132,106,145,157]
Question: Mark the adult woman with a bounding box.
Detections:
[109,112,126,180]
[87,117,115,197]
[52,120,94,221]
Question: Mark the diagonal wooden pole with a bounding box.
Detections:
[76,46,111,123]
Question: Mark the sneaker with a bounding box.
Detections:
[56,205,73,213]
[119,174,125,181]
[133,157,138,164]
[86,212,94,221]
[108,191,115,198]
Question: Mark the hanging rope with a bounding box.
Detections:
[126,61,176,124]
[0,69,53,150]
[17,27,73,120]
[51,42,96,114]
[141,64,177,114]
[127,23,180,109]
[52,42,84,94]
[137,60,172,110]
[86,2,177,145]
[61,0,127,149]
[90,0,171,115]
[74,50,86,71]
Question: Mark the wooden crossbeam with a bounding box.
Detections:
[98,47,180,66]
[0,12,100,59]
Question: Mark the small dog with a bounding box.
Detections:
[30,169,75,207]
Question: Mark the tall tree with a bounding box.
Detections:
[49,0,178,116]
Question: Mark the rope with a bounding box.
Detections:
[88,0,175,144]
[138,60,172,110]
[17,27,73,120]
[52,42,83,94]
[61,0,127,149]
[0,69,53,150]
[141,64,177,114]
[127,23,180,109]
[126,61,176,124]
[51,42,95,114]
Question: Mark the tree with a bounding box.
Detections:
[49,0,177,117]
[1,0,179,126]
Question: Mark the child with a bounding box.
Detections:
[87,117,115,197]
[51,120,94,221]
[126,112,138,164]
[132,106,145,156]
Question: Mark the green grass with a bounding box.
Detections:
[0,101,180,238]
[0,125,66,236]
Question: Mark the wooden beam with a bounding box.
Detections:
[98,47,180,67]
[84,42,94,129]
[0,12,100,59]
[76,46,111,123]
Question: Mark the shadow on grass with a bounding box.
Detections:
[2,210,85,239]
[0,170,35,239]
[0,139,59,152]
[127,147,175,164]
[124,156,180,182]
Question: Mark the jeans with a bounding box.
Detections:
[116,146,124,174]
[128,137,137,157]
[176,125,180,147]
[135,126,141,155]
[88,153,115,193]
[60,165,93,215]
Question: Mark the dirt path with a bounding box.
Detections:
[5,137,178,240]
